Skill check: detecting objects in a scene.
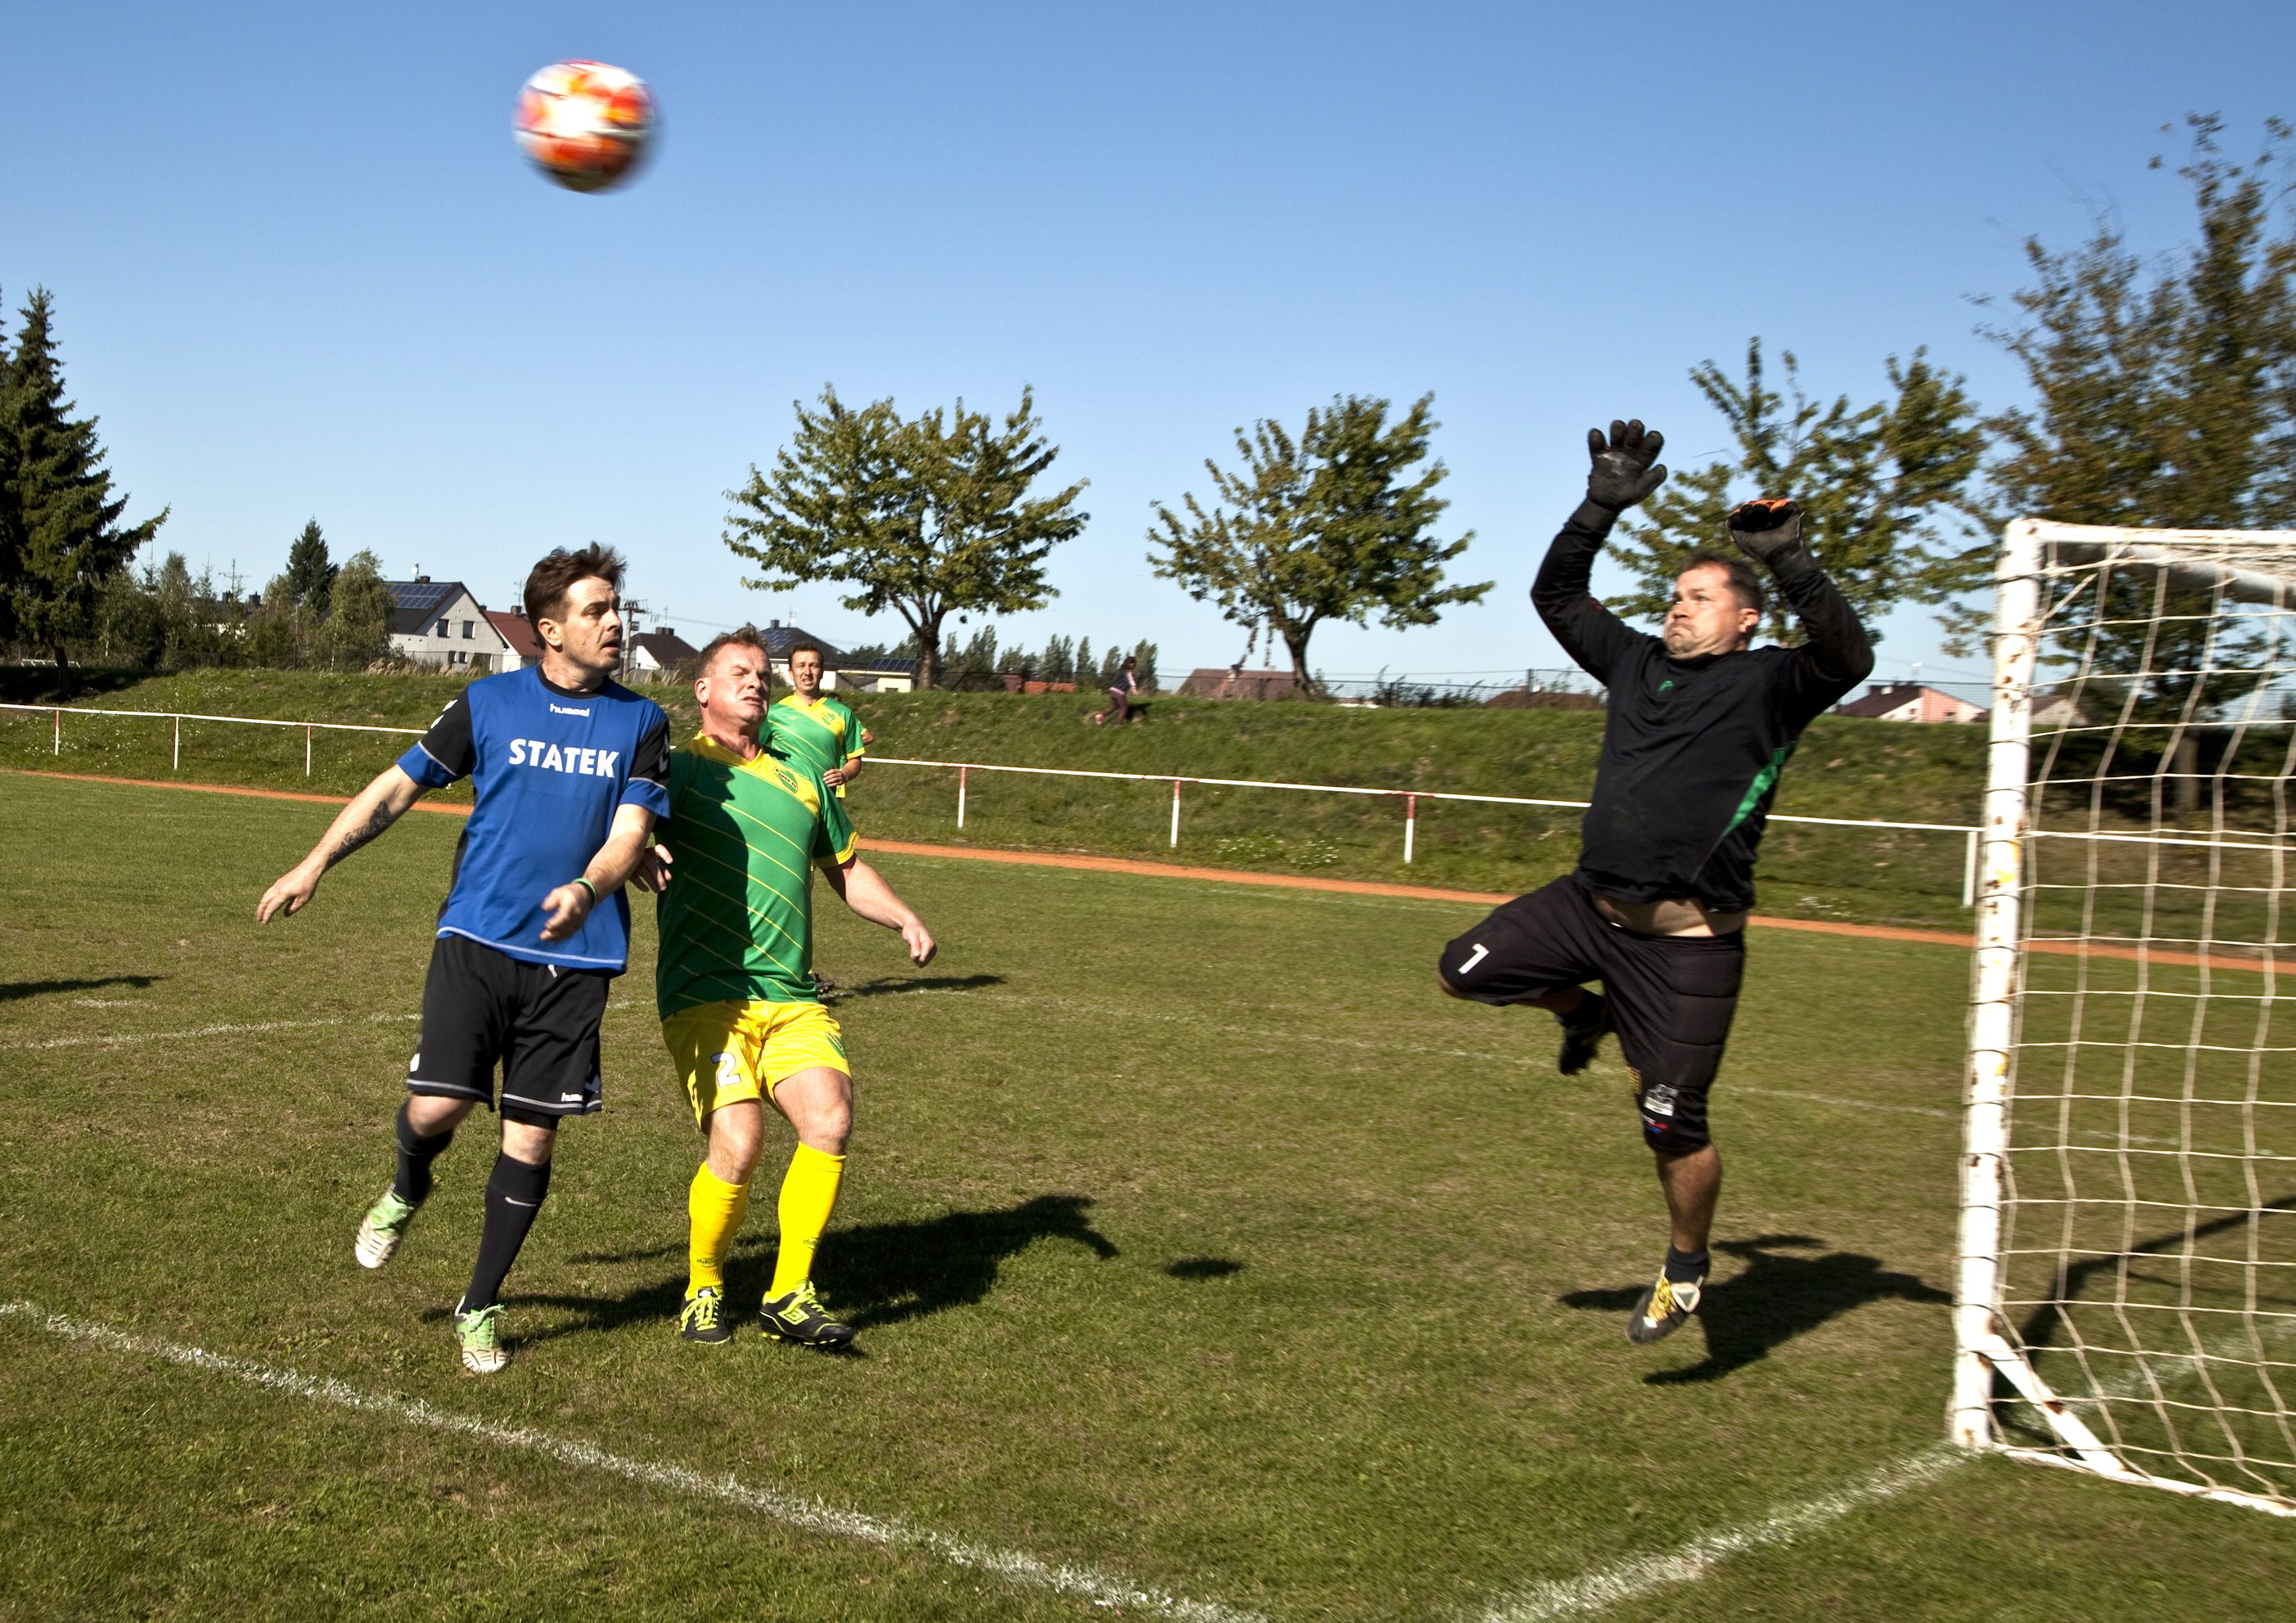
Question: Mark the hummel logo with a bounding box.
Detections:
[548,702,592,717]
[560,1091,584,1103]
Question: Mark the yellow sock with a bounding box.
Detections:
[768,1144,846,1297]
[687,1163,750,1297]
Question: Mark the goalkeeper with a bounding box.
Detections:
[1437,420,1873,1346]
[645,627,934,1351]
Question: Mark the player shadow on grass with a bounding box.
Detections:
[834,973,1007,1000]
[801,1194,1119,1330]
[533,1194,1119,1342]
[1560,1234,1949,1384]
[0,973,161,1002]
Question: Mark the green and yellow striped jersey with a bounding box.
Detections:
[654,732,858,1017]
[770,692,865,798]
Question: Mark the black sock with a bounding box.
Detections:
[393,1102,455,1206]
[461,1152,552,1311]
[1562,990,1607,1029]
[1664,1244,1710,1284]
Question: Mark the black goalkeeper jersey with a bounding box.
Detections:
[1531,501,1875,914]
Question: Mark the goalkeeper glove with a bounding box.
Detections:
[1727,498,1813,572]
[1584,419,1668,512]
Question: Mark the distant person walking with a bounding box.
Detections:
[1092,654,1141,726]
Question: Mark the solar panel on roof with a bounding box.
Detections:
[389,581,459,614]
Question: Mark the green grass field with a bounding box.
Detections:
[3,772,2291,1621]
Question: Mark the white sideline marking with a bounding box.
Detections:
[1479,1446,1964,1621]
[0,1300,1261,1623]
[0,1013,418,1052]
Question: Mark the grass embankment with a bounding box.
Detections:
[0,668,1990,926]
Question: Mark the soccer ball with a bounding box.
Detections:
[514,61,656,193]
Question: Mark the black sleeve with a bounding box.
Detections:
[411,694,476,782]
[1531,499,1649,686]
[1769,553,1876,724]
[630,714,671,795]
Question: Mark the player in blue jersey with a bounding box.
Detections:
[258,545,672,1375]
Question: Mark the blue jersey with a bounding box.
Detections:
[398,667,673,972]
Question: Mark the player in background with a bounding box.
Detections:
[1437,421,1873,1346]
[643,627,934,1351]
[257,545,670,1376]
[773,642,867,798]
[770,641,869,996]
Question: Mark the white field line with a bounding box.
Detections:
[0,1013,418,1052]
[1479,1446,1965,1621]
[1475,1319,2296,1621]
[7,994,2204,1153]
[0,1300,1262,1623]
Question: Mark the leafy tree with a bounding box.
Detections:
[244,573,310,668]
[1149,393,1488,691]
[724,385,1089,689]
[1609,340,1987,645]
[284,519,336,614]
[1074,637,1093,687]
[1,289,167,671]
[1979,114,2296,731]
[93,561,165,668]
[1129,638,1159,691]
[1040,633,1074,682]
[318,550,392,670]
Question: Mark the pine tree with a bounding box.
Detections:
[1128,639,1159,691]
[284,519,337,614]
[1,289,167,672]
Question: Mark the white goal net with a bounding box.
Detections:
[1956,518,2296,1515]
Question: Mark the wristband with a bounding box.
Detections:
[572,876,598,903]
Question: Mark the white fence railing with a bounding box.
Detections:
[1,702,1983,903]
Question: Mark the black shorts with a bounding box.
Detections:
[1438,876,1745,1152]
[407,934,610,1120]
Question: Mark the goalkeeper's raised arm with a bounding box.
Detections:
[1722,496,1875,717]
[1530,418,1671,685]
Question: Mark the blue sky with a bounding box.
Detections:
[8,2,2292,691]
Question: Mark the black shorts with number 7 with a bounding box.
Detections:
[1438,875,1744,1152]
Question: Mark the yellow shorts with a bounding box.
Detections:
[660,999,849,1129]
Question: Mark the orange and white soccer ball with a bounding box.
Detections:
[514,61,656,193]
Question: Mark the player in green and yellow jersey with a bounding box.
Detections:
[642,627,934,1350]
[772,642,867,798]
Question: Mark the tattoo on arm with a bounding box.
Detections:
[325,802,403,867]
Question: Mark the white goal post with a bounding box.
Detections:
[1956,517,2296,1517]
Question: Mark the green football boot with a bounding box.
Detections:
[354,1187,420,1270]
[452,1300,510,1375]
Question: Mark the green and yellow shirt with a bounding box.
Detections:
[770,691,866,798]
[655,733,858,1017]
